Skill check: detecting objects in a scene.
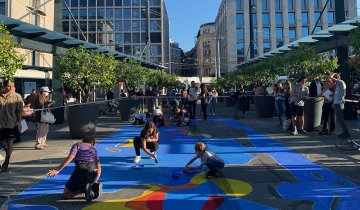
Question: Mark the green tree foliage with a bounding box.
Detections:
[115,59,149,98]
[54,46,117,102]
[147,70,180,89]
[349,21,360,72]
[0,25,26,81]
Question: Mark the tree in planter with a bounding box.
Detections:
[147,70,180,90]
[54,46,117,102]
[115,59,150,99]
[0,25,26,80]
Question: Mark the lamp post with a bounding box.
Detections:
[214,36,224,77]
[145,0,151,62]
[249,0,255,59]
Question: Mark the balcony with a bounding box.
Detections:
[25,0,46,15]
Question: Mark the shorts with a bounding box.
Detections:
[65,161,97,192]
[0,127,17,140]
[290,103,304,117]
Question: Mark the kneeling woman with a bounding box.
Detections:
[46,136,102,203]
[133,122,159,163]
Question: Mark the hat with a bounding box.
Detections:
[39,86,51,92]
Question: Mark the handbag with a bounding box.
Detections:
[41,106,56,124]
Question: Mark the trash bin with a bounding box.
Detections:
[304,97,324,132]
[254,96,274,118]
[218,92,224,103]
[51,107,64,124]
[244,96,250,111]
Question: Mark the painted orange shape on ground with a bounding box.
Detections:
[202,195,225,210]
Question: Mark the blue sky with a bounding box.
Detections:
[165,0,221,52]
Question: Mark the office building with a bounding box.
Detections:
[215,0,357,75]
[169,40,182,75]
[62,0,169,68]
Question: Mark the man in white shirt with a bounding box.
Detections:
[133,112,150,125]
[188,81,197,119]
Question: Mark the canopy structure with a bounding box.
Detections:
[236,16,360,68]
[0,15,165,70]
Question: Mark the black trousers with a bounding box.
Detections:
[188,100,196,118]
[322,103,336,132]
[65,161,97,192]
[153,116,164,126]
[201,103,208,120]
[134,136,159,156]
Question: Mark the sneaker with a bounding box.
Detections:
[85,183,94,203]
[292,130,298,135]
[300,129,307,134]
[207,173,219,179]
[42,144,49,147]
[318,130,329,135]
[133,156,141,163]
[92,182,102,199]
[149,152,155,159]
[338,132,351,139]
[35,146,45,150]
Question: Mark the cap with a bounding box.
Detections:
[39,86,51,92]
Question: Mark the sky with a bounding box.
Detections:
[165,0,222,52]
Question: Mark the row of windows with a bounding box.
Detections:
[63,0,161,7]
[67,32,162,45]
[236,11,335,26]
[62,8,161,20]
[236,41,284,55]
[62,20,161,32]
[203,41,210,47]
[236,0,333,10]
[236,26,321,41]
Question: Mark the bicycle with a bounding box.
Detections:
[0,141,9,173]
[335,138,360,151]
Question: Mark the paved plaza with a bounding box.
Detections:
[1,102,360,210]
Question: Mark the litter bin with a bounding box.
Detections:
[304,97,324,132]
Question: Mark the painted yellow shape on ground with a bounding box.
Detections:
[190,172,252,197]
[83,185,160,210]
[187,131,212,138]
[121,139,134,147]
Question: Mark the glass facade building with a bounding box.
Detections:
[62,0,169,68]
[215,0,357,74]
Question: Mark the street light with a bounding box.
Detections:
[249,1,255,59]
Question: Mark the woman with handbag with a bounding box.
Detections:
[34,86,56,150]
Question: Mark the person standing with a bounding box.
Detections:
[0,80,23,167]
[188,81,197,119]
[200,83,209,121]
[289,76,309,135]
[318,73,336,135]
[34,86,56,150]
[309,77,323,97]
[330,73,351,138]
[274,82,286,125]
[209,88,218,115]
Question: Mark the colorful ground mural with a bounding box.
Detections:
[7,119,360,209]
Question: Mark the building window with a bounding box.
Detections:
[124,20,131,31]
[314,0,319,9]
[236,28,244,40]
[314,26,322,33]
[203,29,210,34]
[88,9,96,19]
[262,0,268,10]
[288,0,293,9]
[97,9,104,19]
[237,43,244,55]
[288,12,295,24]
[275,0,281,9]
[262,13,269,24]
[133,33,140,43]
[115,33,123,43]
[236,14,243,25]
[203,41,210,47]
[71,0,78,7]
[302,26,309,37]
[124,33,131,43]
[133,20,140,31]
[88,0,96,7]
[115,0,122,6]
[328,12,334,24]
[276,27,283,39]
[132,0,140,6]
[79,0,87,7]
[204,50,210,55]
[301,12,308,24]
[123,0,131,6]
[62,9,69,19]
[132,8,140,18]
[97,0,104,6]
[301,0,306,9]
[275,13,282,24]
[124,9,131,19]
[327,0,332,8]
[289,28,296,39]
[276,42,283,48]
[106,9,113,19]
[253,13,257,24]
[263,27,270,39]
[263,42,270,53]
[115,9,122,19]
[236,0,241,10]
[314,12,321,24]
[115,21,122,31]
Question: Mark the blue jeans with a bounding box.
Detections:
[357,114,360,131]
[205,158,224,173]
[275,99,286,124]
[209,98,216,114]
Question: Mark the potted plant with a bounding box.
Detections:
[115,59,150,121]
[0,25,26,81]
[54,46,117,138]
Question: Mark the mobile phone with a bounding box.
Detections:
[0,195,10,207]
